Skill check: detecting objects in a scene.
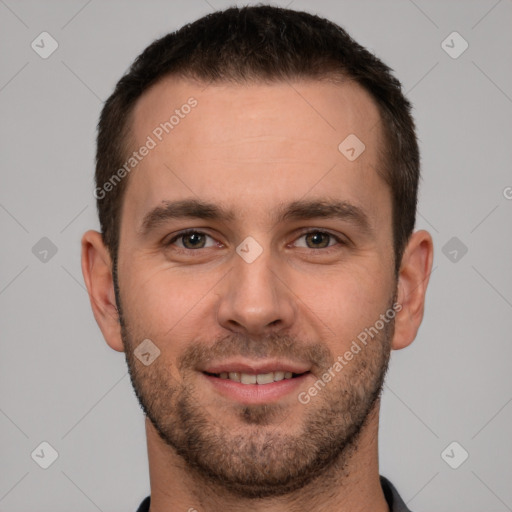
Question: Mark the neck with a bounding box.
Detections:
[144,400,389,512]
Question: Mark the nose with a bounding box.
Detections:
[216,245,296,336]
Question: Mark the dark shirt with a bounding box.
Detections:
[135,475,412,511]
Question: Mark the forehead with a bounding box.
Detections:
[131,76,382,152]
[123,76,388,228]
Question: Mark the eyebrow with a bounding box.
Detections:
[139,198,372,236]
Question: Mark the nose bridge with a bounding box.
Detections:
[216,237,295,334]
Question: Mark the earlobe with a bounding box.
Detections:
[392,230,434,350]
[81,230,125,352]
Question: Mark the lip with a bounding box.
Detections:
[200,359,311,375]
[201,370,312,405]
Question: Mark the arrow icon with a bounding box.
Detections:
[236,236,262,263]
[442,237,468,263]
[135,339,160,365]
[338,134,365,161]
[31,441,59,469]
[441,32,468,59]
[441,441,468,469]
[38,249,48,260]
[31,32,59,59]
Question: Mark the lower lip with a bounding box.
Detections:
[202,372,311,404]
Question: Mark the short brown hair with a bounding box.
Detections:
[95,5,420,271]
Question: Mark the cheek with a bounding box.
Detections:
[120,260,221,342]
[119,241,395,355]
[296,263,393,345]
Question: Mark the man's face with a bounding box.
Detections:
[116,78,397,496]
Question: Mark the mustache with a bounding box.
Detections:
[177,332,334,373]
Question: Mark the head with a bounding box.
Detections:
[95,6,419,271]
[82,5,433,499]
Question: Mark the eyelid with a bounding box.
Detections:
[292,228,348,249]
[164,228,218,248]
[165,228,348,251]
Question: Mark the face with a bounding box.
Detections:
[113,77,398,497]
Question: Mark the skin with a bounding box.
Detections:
[82,77,433,512]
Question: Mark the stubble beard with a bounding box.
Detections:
[114,269,394,499]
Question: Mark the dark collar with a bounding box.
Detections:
[136,475,412,512]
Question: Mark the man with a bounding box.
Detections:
[81,5,433,511]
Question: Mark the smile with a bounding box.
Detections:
[204,370,307,385]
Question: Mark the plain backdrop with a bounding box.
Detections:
[1,1,511,511]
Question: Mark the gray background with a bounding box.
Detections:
[1,0,511,510]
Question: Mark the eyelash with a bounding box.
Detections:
[164,228,347,253]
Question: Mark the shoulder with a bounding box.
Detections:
[135,495,150,512]
[380,475,413,512]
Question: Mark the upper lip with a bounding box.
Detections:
[200,359,311,375]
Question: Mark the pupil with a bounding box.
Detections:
[308,232,328,248]
[185,233,204,248]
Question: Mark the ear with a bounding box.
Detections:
[81,230,124,352]
[392,229,434,350]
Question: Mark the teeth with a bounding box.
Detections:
[215,371,302,385]
[256,372,274,385]
[241,373,257,384]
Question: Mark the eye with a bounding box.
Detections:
[166,230,218,250]
[164,229,345,253]
[293,230,344,250]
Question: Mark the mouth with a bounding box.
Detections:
[200,361,313,404]
[203,370,309,385]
